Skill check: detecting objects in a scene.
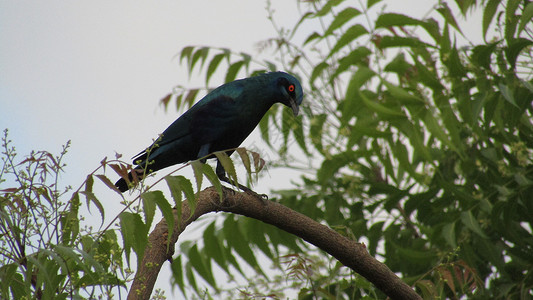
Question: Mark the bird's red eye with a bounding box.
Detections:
[288,84,295,92]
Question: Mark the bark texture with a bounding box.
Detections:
[127,187,421,300]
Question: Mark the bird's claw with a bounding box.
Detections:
[218,174,268,203]
[239,185,268,203]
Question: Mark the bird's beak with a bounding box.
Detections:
[289,97,299,116]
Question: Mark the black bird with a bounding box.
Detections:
[115,71,304,193]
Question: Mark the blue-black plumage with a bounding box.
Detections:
[116,71,303,192]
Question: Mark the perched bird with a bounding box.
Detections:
[115,71,303,193]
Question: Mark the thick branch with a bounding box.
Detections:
[128,187,421,300]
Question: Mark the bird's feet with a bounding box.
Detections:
[239,184,268,202]
[219,175,268,202]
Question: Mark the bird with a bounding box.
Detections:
[115,71,304,193]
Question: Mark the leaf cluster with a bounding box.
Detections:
[0,130,124,299]
[168,0,533,299]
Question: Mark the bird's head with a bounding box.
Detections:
[275,72,304,116]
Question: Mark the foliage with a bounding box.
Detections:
[0,129,127,299]
[162,0,533,299]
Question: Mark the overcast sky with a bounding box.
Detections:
[0,1,481,297]
[0,1,299,186]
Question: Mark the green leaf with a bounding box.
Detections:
[521,79,533,94]
[291,12,314,39]
[442,222,457,248]
[76,248,108,274]
[281,102,292,145]
[518,3,533,35]
[454,0,478,15]
[143,191,174,246]
[437,2,463,35]
[206,52,226,85]
[328,24,368,58]
[165,174,183,226]
[471,42,499,69]
[413,58,444,91]
[258,110,271,145]
[421,110,459,154]
[79,190,104,223]
[420,18,442,43]
[440,19,452,52]
[170,256,186,297]
[498,83,519,108]
[505,38,533,69]
[324,7,361,36]
[460,211,488,238]
[303,32,322,46]
[263,60,277,71]
[310,114,327,154]
[383,81,425,104]
[483,0,500,40]
[166,175,196,217]
[309,61,329,85]
[415,280,438,299]
[214,151,238,186]
[345,66,375,99]
[292,115,308,155]
[61,192,80,245]
[367,0,382,9]
[360,90,406,117]
[85,173,94,192]
[119,212,148,267]
[81,175,104,222]
[185,262,198,293]
[188,244,217,290]
[505,0,521,42]
[53,245,84,270]
[375,13,422,28]
[201,163,223,201]
[514,172,533,186]
[184,88,199,108]
[141,191,157,227]
[236,148,252,183]
[392,141,414,181]
[203,222,229,273]
[315,0,344,17]
[225,60,245,83]
[223,217,260,271]
[180,46,194,64]
[244,219,273,259]
[384,52,411,74]
[0,264,26,299]
[26,253,57,297]
[190,160,204,193]
[240,52,251,65]
[190,47,209,74]
[395,243,437,265]
[444,46,467,77]
[368,221,385,255]
[317,151,356,183]
[376,36,428,49]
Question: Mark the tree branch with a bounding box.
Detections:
[127,187,421,300]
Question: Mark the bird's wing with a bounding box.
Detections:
[157,83,244,147]
[189,95,242,145]
[132,83,244,162]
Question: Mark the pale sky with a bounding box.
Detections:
[0,1,481,297]
[0,1,299,188]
